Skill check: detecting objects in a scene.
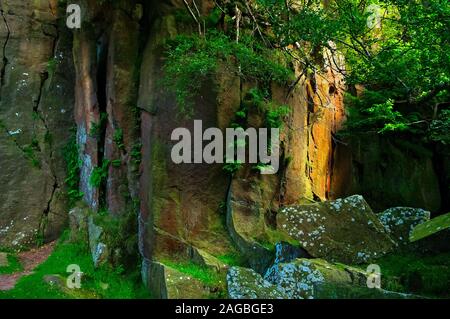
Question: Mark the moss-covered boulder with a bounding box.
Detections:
[378,207,430,244]
[227,267,288,299]
[277,195,395,264]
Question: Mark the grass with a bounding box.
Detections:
[374,251,450,298]
[161,260,222,286]
[0,254,22,275]
[0,232,150,299]
[216,252,246,267]
[160,259,227,299]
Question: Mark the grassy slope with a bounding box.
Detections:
[0,232,150,299]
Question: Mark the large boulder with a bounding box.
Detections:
[229,258,423,299]
[378,207,430,244]
[277,195,395,264]
[228,258,421,299]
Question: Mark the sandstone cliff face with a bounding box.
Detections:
[0,0,446,297]
[0,0,74,249]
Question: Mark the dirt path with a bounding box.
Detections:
[0,241,56,291]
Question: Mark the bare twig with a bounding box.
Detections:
[183,0,202,36]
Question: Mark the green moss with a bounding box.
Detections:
[161,259,223,287]
[150,141,168,223]
[89,160,110,188]
[0,231,150,299]
[92,210,139,267]
[113,128,125,151]
[63,135,84,206]
[410,212,450,242]
[0,254,23,275]
[256,228,301,251]
[216,252,246,267]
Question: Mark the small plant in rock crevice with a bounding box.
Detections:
[63,136,84,206]
[89,159,110,188]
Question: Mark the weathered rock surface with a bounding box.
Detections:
[264,242,310,280]
[138,1,238,293]
[265,258,368,299]
[68,205,89,243]
[227,267,288,299]
[88,216,108,268]
[333,136,442,212]
[378,207,430,244]
[277,195,395,264]
[0,0,74,249]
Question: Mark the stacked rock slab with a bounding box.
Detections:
[277,195,395,264]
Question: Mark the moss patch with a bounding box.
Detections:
[410,213,450,242]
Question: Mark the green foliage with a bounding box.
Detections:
[92,211,139,266]
[161,260,224,288]
[64,136,84,206]
[265,104,291,129]
[23,144,40,168]
[0,254,22,275]
[231,0,450,143]
[223,160,243,175]
[46,57,58,75]
[429,110,450,145]
[0,231,150,299]
[130,143,142,166]
[111,159,122,168]
[89,160,110,188]
[163,31,292,116]
[89,113,108,138]
[113,128,125,151]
